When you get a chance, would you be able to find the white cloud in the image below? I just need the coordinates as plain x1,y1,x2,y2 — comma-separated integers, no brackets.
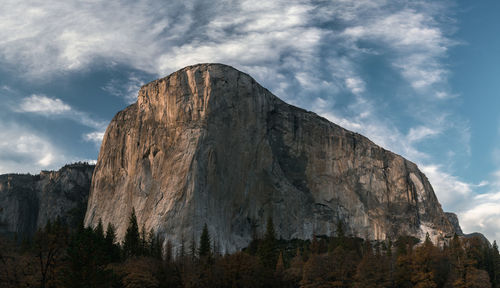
421,165,473,210
407,126,440,143
14,94,107,145
2,0,492,240
342,7,454,93
460,194,500,242
345,77,365,95
0,122,65,174
103,74,146,104
0,1,457,110
18,94,71,115
16,94,106,130
84,131,105,146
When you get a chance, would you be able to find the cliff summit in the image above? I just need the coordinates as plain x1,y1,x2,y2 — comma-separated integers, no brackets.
85,63,456,253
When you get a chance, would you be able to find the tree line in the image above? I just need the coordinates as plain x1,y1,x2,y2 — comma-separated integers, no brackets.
1,211,499,287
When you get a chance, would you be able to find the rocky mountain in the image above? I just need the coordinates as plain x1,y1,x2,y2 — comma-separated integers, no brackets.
446,212,490,246
85,63,457,253
445,212,464,236
0,163,94,237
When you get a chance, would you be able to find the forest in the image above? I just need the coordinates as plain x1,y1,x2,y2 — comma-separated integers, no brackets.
1,210,499,288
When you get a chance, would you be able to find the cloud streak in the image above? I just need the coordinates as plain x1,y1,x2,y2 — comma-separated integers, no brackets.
1,0,496,240
15,94,106,129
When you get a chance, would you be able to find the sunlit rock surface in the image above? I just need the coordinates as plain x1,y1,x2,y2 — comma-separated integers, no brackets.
85,63,456,252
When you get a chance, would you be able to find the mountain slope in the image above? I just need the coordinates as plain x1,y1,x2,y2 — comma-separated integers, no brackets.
0,163,94,237
85,63,455,252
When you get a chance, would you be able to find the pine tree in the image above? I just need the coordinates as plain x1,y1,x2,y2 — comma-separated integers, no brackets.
65,226,111,287
258,215,277,269
354,240,391,288
410,233,438,288
123,208,140,257
179,234,186,260
336,220,346,248
311,235,320,254
105,223,120,262
140,223,147,255
94,218,104,243
105,223,116,245
276,251,285,275
189,235,197,261
492,241,500,288
166,239,173,263
198,223,211,259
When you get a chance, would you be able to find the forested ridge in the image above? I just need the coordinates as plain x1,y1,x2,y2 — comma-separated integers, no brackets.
1,211,499,288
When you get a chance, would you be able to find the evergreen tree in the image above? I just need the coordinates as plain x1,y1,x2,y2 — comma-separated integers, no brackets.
354,240,391,288
104,223,120,262
147,228,155,256
276,251,285,275
410,233,438,288
492,241,500,288
336,220,346,248
190,235,197,261
105,223,116,245
65,226,111,287
179,234,186,260
94,218,104,242
198,223,211,258
258,215,277,269
123,208,140,257
310,235,320,254
140,223,147,255
166,239,173,263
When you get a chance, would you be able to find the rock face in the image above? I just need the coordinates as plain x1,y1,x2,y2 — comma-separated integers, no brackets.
445,212,464,236
85,63,456,252
0,163,94,237
446,212,490,246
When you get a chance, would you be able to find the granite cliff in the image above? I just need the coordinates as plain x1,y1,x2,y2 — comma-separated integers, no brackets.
0,163,94,237
85,63,456,253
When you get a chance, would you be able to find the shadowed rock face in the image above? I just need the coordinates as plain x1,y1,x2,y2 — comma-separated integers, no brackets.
445,212,464,236
0,163,94,237
445,212,490,246
85,63,456,253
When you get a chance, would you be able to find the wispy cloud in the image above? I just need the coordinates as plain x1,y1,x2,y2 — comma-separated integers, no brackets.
1,0,494,240
83,131,105,147
103,74,146,104
14,94,106,144
407,126,441,143
15,95,104,127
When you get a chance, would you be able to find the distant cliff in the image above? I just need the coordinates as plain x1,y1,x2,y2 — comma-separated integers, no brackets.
0,163,94,237
85,63,456,253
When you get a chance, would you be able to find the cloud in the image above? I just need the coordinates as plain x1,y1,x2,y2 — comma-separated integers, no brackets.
456,171,500,241
103,74,146,104
407,126,441,143
2,0,494,240
345,77,365,95
15,94,106,129
460,193,500,242
421,165,474,211
84,131,105,147
13,94,107,146
18,94,71,115
342,6,454,93
0,122,65,174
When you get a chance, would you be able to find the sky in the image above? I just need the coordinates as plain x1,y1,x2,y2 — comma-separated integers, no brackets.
0,0,499,241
